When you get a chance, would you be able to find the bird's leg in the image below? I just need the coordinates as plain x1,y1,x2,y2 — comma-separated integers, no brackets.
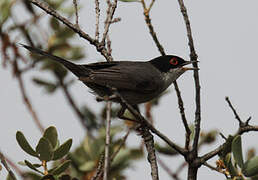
96,94,117,102
117,105,140,123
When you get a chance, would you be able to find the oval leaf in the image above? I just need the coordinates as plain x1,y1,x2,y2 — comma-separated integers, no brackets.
36,137,53,161
232,135,244,168
53,139,72,160
155,143,177,156
79,161,95,171
224,153,238,177
243,156,258,177
43,126,58,149
50,160,71,175
16,131,38,157
24,160,43,175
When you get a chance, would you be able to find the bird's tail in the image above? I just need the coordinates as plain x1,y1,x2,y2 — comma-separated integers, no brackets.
20,44,89,77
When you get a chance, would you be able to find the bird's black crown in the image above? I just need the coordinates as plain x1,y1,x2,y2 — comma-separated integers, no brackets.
150,55,187,73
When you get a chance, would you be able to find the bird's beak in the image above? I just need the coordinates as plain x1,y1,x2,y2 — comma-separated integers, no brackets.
182,67,199,71
182,60,199,71
182,60,198,66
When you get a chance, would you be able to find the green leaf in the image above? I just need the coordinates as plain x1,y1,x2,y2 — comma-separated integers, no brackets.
18,161,26,166
243,156,258,177
49,160,71,175
50,17,60,30
155,143,177,156
68,47,84,60
224,153,238,177
129,148,144,159
6,173,13,180
33,163,42,168
56,27,75,39
32,78,58,93
36,137,54,161
24,160,44,175
43,126,58,148
79,160,95,171
16,131,38,157
53,139,72,160
232,135,244,168
0,0,13,25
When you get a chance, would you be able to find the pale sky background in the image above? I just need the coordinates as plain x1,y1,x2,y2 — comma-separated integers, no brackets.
1,0,258,179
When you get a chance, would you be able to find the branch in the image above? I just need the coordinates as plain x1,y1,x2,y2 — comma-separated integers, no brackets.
140,0,191,152
140,0,165,56
110,129,131,161
58,78,93,137
137,126,159,180
91,154,105,180
28,0,113,62
0,151,18,180
158,158,181,180
174,82,191,150
113,90,187,156
103,101,112,180
203,162,228,178
14,59,44,133
101,0,118,45
73,0,79,27
176,0,200,156
200,124,258,164
94,0,100,41
225,97,243,126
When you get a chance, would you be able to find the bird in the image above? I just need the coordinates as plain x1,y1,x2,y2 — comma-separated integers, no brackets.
20,44,198,120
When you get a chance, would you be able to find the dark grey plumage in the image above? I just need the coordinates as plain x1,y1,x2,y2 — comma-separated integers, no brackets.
21,44,195,105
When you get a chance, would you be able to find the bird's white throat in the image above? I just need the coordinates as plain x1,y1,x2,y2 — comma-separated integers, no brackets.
162,68,186,89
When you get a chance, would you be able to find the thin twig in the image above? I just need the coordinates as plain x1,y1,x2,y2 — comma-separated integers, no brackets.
176,0,200,157
104,101,112,180
94,0,100,40
91,154,105,180
203,162,228,177
112,90,187,156
28,0,113,61
106,34,112,56
140,0,190,153
0,151,17,180
200,125,258,164
101,0,118,45
174,161,187,175
225,97,243,125
91,129,131,180
4,156,24,177
140,0,165,56
73,0,79,27
174,81,191,150
59,78,93,137
14,59,44,133
110,17,121,24
110,129,131,161
158,158,181,180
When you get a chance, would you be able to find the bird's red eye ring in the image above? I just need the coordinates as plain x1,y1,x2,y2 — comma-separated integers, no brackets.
169,58,178,65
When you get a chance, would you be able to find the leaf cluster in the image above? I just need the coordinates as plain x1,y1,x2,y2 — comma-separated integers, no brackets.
219,135,258,180
16,126,73,179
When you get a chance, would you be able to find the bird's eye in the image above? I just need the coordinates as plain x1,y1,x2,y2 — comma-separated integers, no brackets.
169,58,178,65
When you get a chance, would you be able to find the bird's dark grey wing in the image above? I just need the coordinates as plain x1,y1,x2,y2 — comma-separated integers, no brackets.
84,62,162,93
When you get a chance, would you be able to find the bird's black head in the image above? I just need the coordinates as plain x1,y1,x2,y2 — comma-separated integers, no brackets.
149,55,189,73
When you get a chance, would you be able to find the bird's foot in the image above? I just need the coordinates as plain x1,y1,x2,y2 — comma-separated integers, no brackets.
96,94,117,102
